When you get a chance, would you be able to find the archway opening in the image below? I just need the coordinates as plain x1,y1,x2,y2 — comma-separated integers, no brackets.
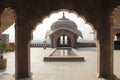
31,9,98,79
0,7,16,78
1,9,98,79
1,8,97,79
57,35,71,47
110,5,120,78
33,10,95,48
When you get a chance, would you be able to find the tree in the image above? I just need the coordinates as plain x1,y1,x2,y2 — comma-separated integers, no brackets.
0,40,6,59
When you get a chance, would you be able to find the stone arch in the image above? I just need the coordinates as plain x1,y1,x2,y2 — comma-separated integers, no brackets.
52,29,76,48
33,9,96,47
40,9,96,31
111,5,120,25
109,4,120,36
0,7,16,33
33,9,97,45
6,1,118,79
32,8,96,31
110,5,120,42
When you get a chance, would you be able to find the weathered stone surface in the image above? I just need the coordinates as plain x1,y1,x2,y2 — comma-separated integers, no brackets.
0,59,7,69
0,0,120,79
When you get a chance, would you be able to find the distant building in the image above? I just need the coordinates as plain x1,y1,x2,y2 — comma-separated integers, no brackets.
45,12,83,48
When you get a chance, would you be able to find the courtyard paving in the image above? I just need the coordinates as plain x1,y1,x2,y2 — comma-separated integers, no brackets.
0,47,120,80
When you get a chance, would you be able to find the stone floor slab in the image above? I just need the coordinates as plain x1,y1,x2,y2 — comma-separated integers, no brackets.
0,47,120,80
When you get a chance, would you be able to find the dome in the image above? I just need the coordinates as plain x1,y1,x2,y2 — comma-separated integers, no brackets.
45,12,83,39
51,14,77,31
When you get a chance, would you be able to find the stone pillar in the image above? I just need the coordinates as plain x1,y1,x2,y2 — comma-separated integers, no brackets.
58,37,60,46
67,36,71,46
0,14,1,26
63,35,65,45
15,22,32,78
71,35,74,48
50,36,54,48
57,37,60,47
96,20,115,79
67,37,69,44
74,35,77,48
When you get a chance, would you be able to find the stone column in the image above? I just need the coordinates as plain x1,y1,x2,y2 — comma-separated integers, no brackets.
63,35,65,45
74,35,77,48
96,20,115,79
50,36,53,48
15,22,32,78
71,35,74,48
58,37,60,46
67,36,71,47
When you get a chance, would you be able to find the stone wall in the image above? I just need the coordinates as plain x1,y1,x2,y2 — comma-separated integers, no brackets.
77,42,96,47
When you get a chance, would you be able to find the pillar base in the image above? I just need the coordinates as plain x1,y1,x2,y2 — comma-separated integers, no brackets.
98,74,116,79
15,73,31,79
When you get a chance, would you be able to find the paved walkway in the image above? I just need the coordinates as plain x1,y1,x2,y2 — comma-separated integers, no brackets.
0,47,120,80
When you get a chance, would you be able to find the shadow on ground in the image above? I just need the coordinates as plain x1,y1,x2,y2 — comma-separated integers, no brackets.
16,77,33,80
0,68,6,72
105,77,120,80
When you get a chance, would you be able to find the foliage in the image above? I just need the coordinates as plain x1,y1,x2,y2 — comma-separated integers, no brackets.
43,40,46,44
0,40,7,54
5,45,10,52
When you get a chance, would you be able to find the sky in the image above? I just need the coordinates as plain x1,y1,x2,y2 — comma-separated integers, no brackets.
2,11,94,42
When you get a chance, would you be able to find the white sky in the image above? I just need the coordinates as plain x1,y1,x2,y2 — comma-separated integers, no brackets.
2,11,94,42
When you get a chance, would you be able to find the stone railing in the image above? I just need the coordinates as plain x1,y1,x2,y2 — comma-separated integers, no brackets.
30,43,51,47
77,42,96,47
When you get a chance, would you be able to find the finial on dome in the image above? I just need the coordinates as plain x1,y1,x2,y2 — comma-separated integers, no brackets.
62,12,65,18
59,12,69,20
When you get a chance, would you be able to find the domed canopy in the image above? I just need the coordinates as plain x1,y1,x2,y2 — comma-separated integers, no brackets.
45,12,83,38
51,13,77,31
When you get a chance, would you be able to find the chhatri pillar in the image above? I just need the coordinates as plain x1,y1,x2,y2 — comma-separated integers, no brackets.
15,21,33,78
67,36,70,47
63,35,65,46
96,18,115,79
50,36,53,48
57,36,60,47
